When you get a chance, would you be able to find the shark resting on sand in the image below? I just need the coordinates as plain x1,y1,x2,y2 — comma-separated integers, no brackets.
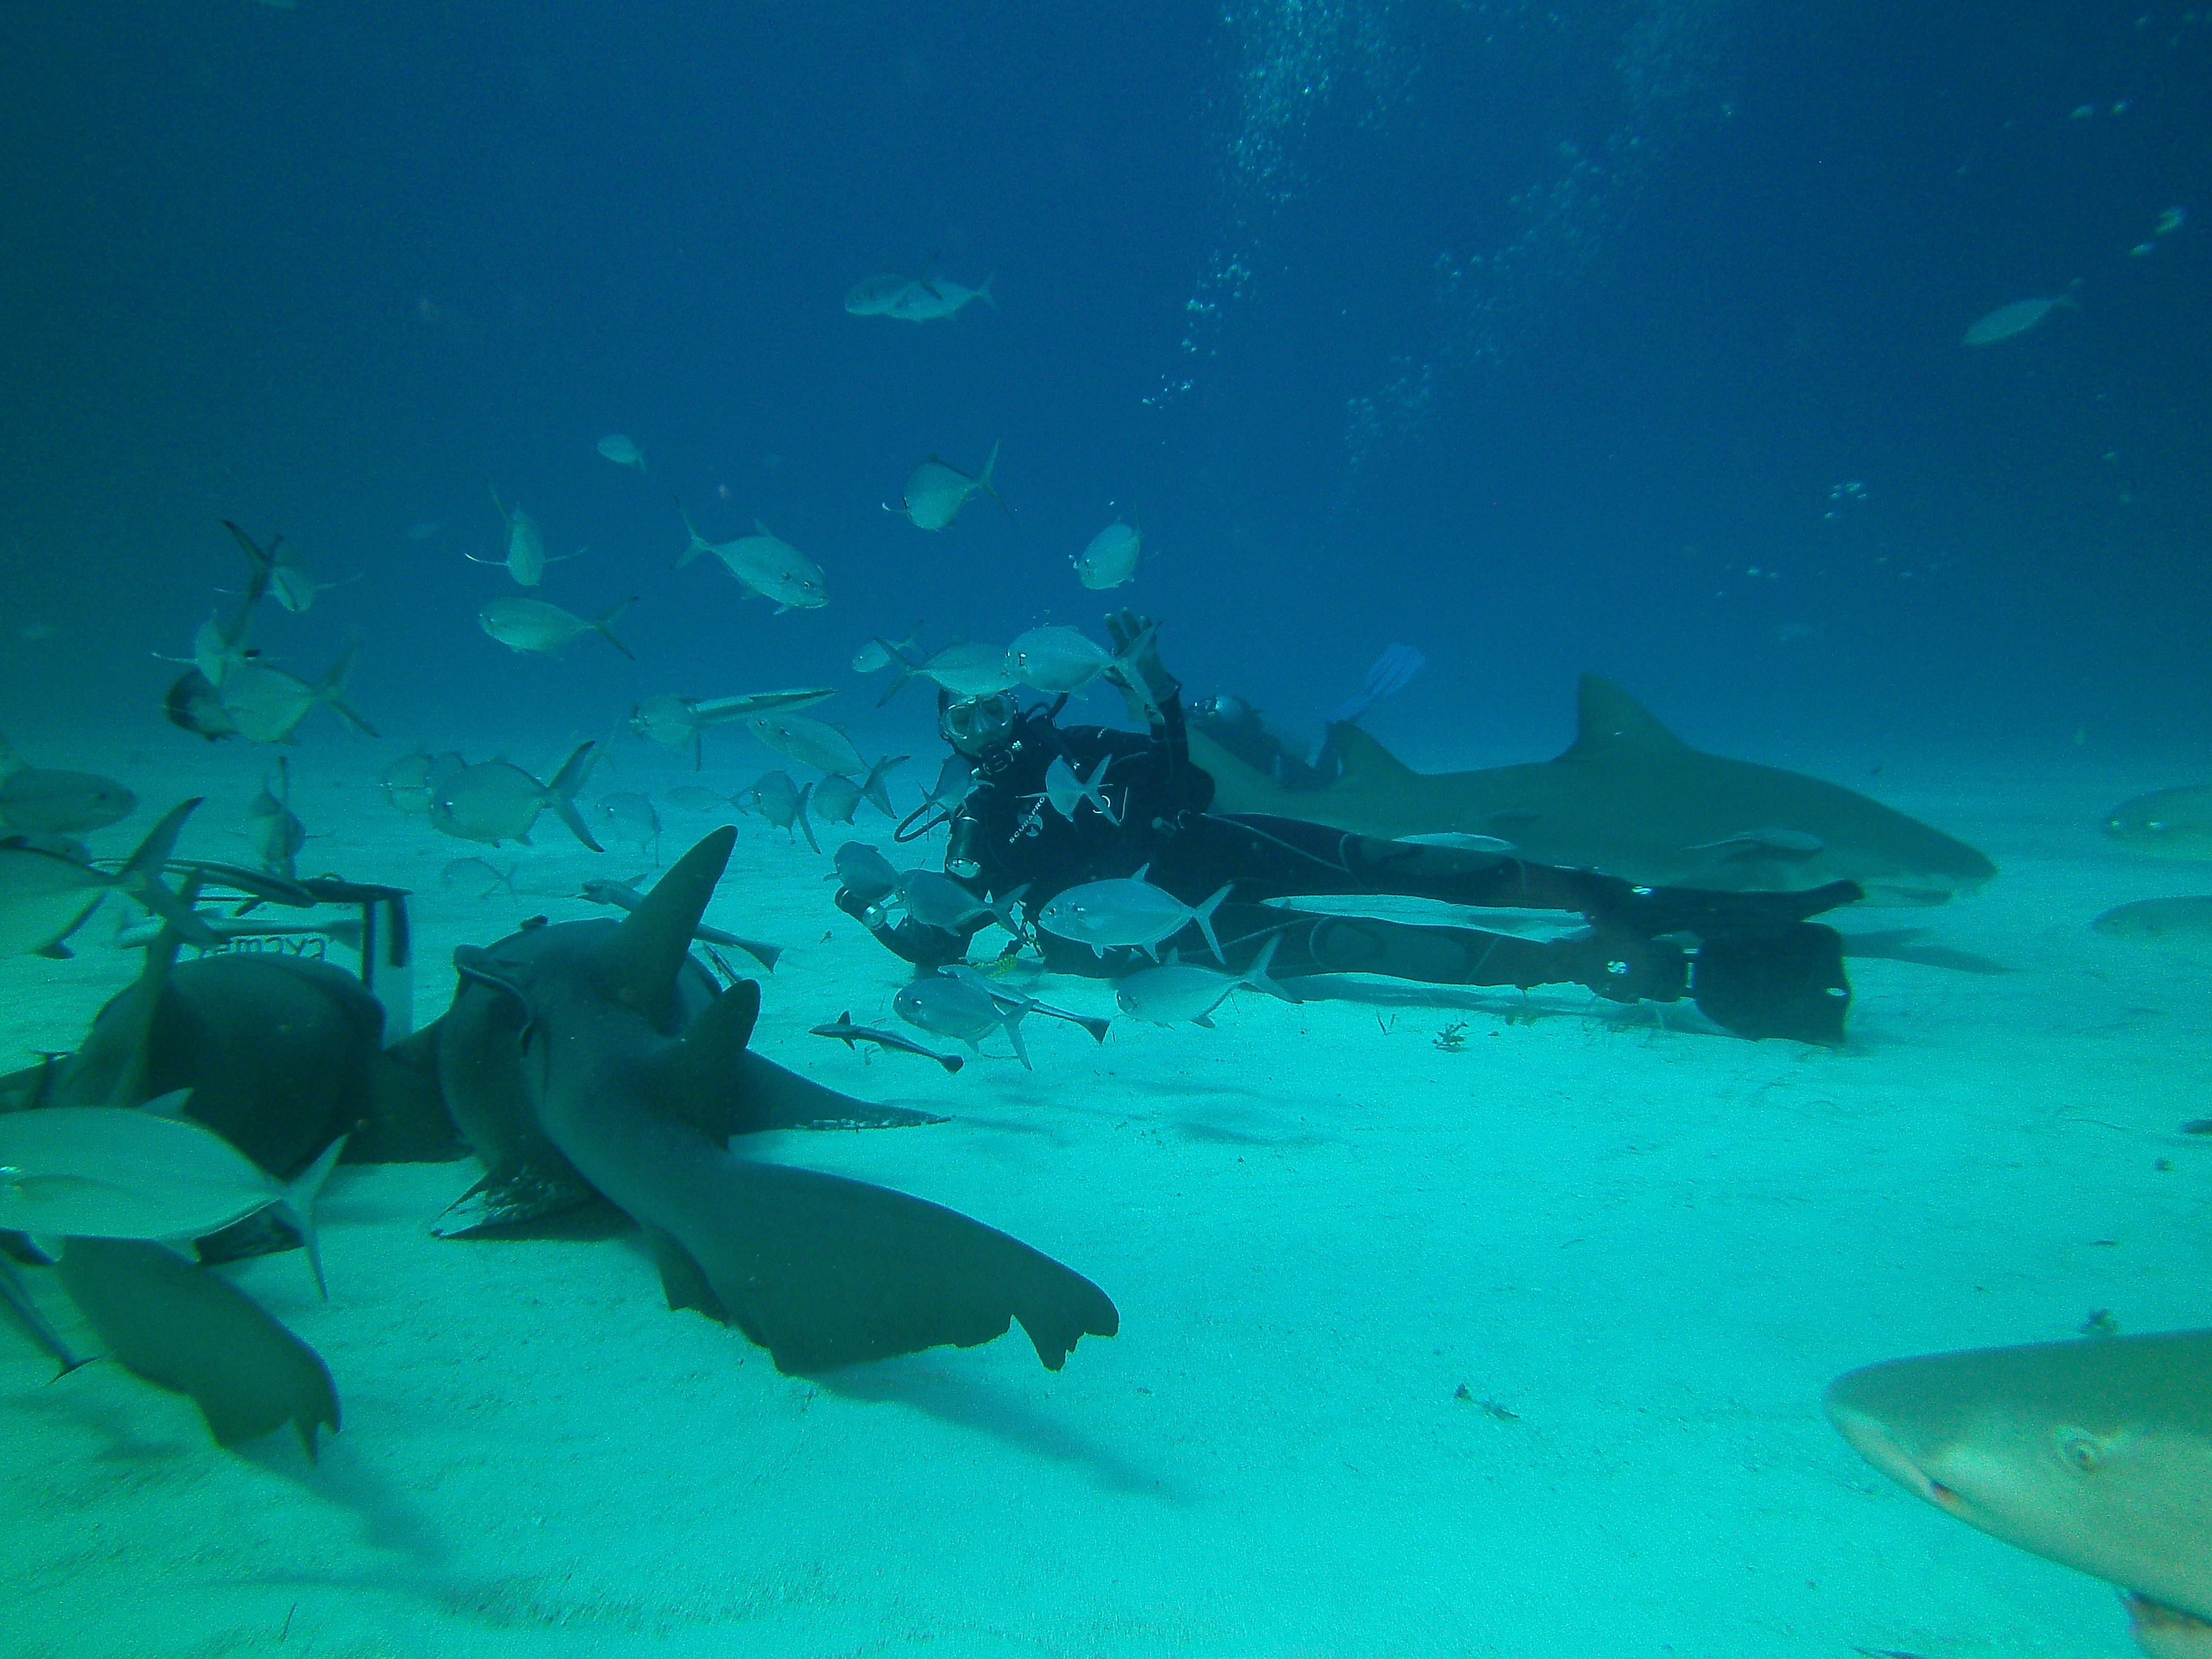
410,825,1119,1374
1828,1329,2212,1657
1189,675,1996,906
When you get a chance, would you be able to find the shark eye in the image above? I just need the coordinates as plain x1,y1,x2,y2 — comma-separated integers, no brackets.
2054,1428,2105,1471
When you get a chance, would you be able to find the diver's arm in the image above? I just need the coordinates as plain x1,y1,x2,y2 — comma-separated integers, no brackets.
832,886,978,970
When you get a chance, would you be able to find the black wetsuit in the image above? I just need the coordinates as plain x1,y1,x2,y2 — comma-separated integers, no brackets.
840,693,1860,1043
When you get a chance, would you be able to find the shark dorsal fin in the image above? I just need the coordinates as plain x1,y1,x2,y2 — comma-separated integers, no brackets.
661,978,762,1132
1329,724,1419,785
1562,675,1689,761
602,824,736,1028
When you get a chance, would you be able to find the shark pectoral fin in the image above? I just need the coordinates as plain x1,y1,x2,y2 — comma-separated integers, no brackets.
727,1050,947,1135
431,1160,603,1237
640,1224,725,1321
697,1160,1118,1374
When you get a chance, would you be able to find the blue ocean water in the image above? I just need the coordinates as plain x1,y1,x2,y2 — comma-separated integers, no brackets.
3,3,2210,1655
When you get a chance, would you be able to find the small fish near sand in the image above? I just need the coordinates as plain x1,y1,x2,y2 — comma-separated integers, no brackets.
740,770,819,853
480,595,637,660
1116,935,1298,1027
577,875,782,970
471,489,556,587
1827,1328,2212,1659
1037,871,1232,963
2102,786,2212,861
1074,518,1143,590
874,640,1017,705
940,965,1111,1045
441,857,519,900
596,432,646,470
0,1096,345,1297
0,735,135,835
1962,293,2078,347
591,792,662,864
219,648,379,744
427,743,602,851
1029,754,1117,824
0,799,214,959
888,441,1009,532
672,501,828,612
894,974,1035,1069
811,1013,964,1073
2093,896,2212,964
629,688,837,760
832,841,901,905
1007,624,1147,696
247,757,307,880
380,751,440,814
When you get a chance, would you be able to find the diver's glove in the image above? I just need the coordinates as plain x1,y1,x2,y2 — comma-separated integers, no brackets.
1567,932,1689,1005
833,886,969,971
1602,879,1863,939
1690,923,1851,1045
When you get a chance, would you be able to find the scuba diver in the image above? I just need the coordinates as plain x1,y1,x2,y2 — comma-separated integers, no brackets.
836,613,1860,1043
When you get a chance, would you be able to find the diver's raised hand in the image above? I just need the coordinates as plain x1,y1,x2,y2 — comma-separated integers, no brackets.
1104,610,1174,723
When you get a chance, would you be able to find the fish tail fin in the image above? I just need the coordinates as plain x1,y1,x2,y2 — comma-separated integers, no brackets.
1243,933,1301,1004
793,783,821,854
990,883,1030,939
594,597,638,660
1192,883,1233,965
315,645,380,737
975,270,998,310
874,641,919,707
547,742,606,852
671,497,706,567
1001,1004,1032,1070
979,437,1013,517
281,1132,349,1300
1075,1009,1111,1044
119,799,219,948
861,754,908,818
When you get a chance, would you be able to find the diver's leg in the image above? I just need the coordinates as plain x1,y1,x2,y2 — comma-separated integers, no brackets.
1211,904,1688,1002
1187,814,1861,932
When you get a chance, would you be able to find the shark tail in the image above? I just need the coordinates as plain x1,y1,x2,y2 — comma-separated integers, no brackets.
278,1133,349,1301
314,644,379,739
794,783,821,855
974,270,998,310
874,640,921,707
978,437,1012,517
861,754,908,818
593,597,638,661
546,741,605,852
1190,883,1232,965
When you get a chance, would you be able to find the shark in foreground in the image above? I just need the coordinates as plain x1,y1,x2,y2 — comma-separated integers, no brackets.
420,824,1119,1373
1190,676,1996,906
1826,1329,2212,1656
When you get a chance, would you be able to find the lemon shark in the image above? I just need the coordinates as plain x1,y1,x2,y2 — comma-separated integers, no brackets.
1827,1329,2212,1656
1190,676,1995,906
421,824,1119,1373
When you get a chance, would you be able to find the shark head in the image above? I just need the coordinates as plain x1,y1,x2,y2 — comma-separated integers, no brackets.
1827,1331,2212,1653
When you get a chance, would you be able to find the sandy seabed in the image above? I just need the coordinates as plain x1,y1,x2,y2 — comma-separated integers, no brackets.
2,730,2206,1659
